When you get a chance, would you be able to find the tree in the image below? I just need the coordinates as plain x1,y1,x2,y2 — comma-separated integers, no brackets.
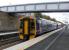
34,13,42,18
42,15,51,20
50,18,56,22
34,13,57,22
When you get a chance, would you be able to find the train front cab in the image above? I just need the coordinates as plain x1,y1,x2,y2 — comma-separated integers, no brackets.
19,17,36,40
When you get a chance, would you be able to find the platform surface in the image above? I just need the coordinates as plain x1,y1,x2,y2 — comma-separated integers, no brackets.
48,27,69,50
26,26,68,50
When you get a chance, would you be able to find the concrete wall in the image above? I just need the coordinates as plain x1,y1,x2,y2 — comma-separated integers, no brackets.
0,12,18,32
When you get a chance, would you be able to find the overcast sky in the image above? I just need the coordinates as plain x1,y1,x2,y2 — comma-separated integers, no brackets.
0,0,69,6
0,0,69,24
42,13,69,23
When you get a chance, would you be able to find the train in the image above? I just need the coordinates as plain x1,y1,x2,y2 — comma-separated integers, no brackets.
18,16,63,40
0,15,63,41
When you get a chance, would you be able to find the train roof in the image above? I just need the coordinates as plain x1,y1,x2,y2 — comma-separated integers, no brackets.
40,18,57,24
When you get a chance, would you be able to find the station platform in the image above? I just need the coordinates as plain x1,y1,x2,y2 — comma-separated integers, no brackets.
26,27,68,50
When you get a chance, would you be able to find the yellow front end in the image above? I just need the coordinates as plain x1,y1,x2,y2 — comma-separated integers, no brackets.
18,17,36,40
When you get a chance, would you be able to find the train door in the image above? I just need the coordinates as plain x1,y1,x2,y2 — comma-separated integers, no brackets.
23,18,29,40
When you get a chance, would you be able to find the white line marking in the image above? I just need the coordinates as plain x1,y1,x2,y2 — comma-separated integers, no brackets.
0,31,18,36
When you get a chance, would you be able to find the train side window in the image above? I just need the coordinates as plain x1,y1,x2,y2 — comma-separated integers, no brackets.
20,19,23,28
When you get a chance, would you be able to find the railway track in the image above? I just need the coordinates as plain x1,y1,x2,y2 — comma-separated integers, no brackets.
0,36,23,50
0,36,18,46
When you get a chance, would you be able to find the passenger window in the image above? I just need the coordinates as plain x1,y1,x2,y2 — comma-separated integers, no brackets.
20,19,23,28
